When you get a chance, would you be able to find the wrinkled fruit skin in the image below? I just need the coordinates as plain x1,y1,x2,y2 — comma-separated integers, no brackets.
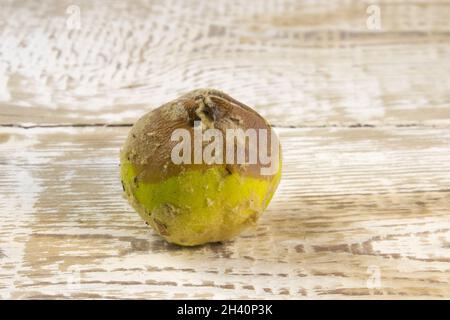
120,89,282,246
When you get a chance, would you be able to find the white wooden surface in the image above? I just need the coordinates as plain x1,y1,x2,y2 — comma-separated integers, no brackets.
0,0,450,299
1,0,449,126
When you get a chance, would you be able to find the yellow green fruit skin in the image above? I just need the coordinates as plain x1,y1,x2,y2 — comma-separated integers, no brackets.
120,155,282,246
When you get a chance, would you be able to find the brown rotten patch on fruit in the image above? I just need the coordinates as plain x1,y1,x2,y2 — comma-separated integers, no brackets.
121,88,279,184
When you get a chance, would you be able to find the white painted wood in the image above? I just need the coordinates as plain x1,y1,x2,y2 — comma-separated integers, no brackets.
1,0,449,300
0,126,449,299
0,0,449,126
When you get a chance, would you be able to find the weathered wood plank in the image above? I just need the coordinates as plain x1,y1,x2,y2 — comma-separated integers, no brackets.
0,0,449,126
0,126,449,299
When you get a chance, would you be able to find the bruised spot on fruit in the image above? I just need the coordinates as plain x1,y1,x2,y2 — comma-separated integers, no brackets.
156,203,179,219
246,211,259,224
153,218,169,236
225,165,233,175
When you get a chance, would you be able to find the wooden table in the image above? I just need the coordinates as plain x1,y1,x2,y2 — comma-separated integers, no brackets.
1,0,449,299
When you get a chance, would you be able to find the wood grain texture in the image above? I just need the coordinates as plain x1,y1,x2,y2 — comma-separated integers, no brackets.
1,0,450,300
1,126,449,299
0,0,449,126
